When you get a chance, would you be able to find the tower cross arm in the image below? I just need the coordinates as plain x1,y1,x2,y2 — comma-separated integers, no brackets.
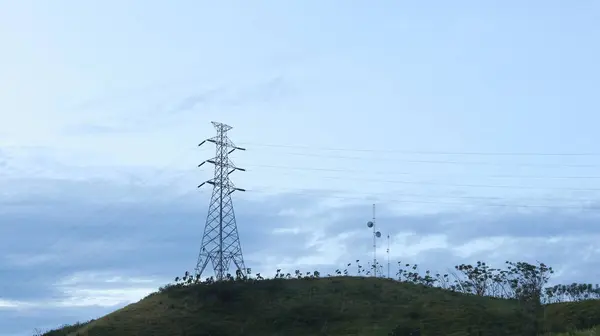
198,139,218,147
198,180,217,188
227,187,245,196
228,146,246,154
197,159,218,168
228,167,246,175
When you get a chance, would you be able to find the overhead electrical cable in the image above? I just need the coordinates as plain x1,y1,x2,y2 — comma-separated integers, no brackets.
237,142,600,157
245,163,600,180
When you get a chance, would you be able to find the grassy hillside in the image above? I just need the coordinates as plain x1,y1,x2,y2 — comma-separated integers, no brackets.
42,276,600,336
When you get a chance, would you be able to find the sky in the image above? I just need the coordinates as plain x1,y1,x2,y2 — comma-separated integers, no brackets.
1,0,600,334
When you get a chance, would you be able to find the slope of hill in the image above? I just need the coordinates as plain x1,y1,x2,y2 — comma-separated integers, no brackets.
43,276,600,336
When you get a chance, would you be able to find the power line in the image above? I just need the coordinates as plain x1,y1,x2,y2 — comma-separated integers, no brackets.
242,187,600,211
245,163,600,180
194,167,600,205
8,139,600,272
239,168,600,192
198,166,600,203
6,171,597,275
246,151,600,169
237,142,600,157
244,181,593,203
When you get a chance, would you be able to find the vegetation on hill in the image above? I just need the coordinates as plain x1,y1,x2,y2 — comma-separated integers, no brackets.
36,322,92,336
40,259,600,336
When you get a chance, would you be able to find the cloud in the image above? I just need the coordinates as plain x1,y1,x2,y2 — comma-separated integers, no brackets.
54,75,292,140
171,87,223,113
52,271,160,308
0,299,25,309
170,75,290,114
375,208,600,245
1,176,599,334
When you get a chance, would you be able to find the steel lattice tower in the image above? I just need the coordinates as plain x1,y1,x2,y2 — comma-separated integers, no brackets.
195,121,247,281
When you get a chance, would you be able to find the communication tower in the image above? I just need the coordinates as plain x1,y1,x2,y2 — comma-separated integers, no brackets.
366,204,381,277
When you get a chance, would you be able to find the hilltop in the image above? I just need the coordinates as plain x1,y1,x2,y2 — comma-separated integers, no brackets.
43,275,600,336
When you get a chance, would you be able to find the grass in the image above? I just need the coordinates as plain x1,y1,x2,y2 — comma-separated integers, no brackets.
40,322,92,336
551,329,600,336
41,276,600,336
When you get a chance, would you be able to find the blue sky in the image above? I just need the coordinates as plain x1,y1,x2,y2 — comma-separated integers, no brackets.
1,0,600,334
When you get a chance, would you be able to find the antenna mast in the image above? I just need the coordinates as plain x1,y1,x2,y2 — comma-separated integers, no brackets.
366,203,381,277
195,121,247,281
387,234,390,278
373,204,376,276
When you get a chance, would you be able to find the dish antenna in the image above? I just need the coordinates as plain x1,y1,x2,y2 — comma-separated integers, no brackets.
367,204,382,277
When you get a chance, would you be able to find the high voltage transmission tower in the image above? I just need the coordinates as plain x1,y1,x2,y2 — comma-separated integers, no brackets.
195,121,247,281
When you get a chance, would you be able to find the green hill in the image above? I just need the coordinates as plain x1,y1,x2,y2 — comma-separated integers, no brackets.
42,276,600,336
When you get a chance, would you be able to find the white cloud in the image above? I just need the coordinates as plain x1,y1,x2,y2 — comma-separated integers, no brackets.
0,299,28,309
272,227,302,235
54,271,159,287
453,236,507,259
386,232,450,258
294,230,360,266
0,272,164,311
55,288,155,308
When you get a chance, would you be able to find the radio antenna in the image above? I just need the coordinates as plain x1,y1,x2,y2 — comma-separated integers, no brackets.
387,234,390,278
366,204,381,277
